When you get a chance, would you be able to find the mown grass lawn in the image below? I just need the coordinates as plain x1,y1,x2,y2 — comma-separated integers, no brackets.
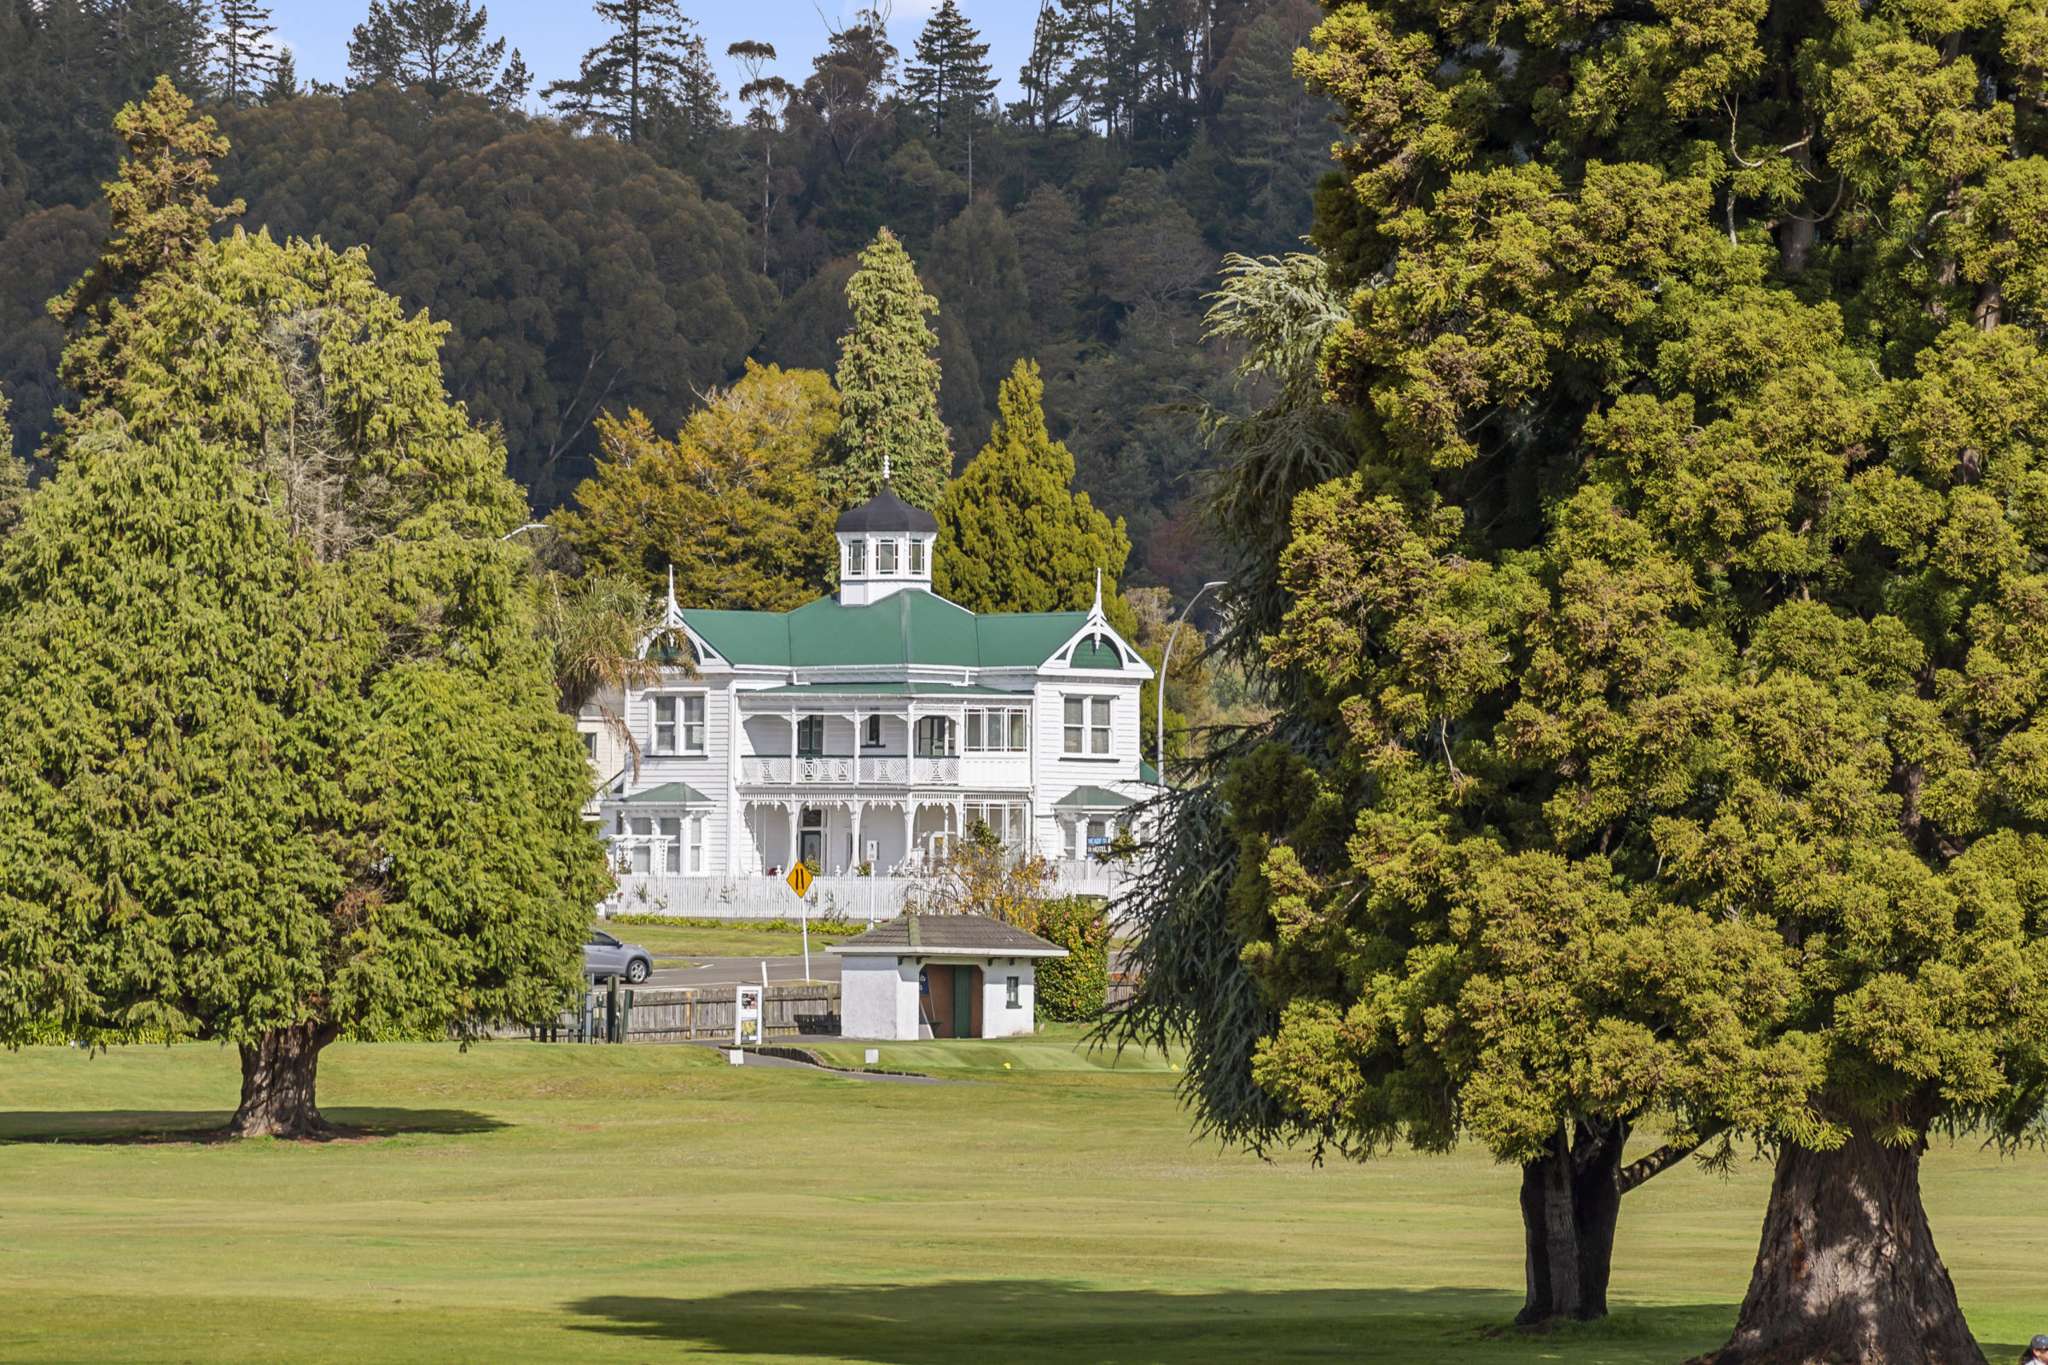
599,915,858,963
0,1029,2040,1362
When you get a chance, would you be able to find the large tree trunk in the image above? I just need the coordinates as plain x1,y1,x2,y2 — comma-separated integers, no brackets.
1517,1120,1627,1325
228,1022,340,1139
1705,1130,1985,1364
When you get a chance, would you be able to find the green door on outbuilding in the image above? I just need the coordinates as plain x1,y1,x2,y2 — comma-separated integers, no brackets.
953,967,974,1038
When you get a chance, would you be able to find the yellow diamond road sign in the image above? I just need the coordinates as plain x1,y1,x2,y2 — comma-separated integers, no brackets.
785,863,814,899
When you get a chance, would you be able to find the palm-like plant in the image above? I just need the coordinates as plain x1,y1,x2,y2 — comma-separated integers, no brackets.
529,566,679,782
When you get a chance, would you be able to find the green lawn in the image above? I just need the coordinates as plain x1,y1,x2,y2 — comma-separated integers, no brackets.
598,915,859,962
0,1031,2040,1362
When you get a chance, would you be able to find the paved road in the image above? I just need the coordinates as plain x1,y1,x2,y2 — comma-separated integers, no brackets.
640,947,1137,993
643,954,840,991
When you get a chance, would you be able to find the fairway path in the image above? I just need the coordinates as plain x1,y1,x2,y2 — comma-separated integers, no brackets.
681,1041,946,1084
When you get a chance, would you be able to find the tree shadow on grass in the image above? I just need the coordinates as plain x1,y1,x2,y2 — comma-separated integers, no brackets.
569,1281,1739,1363
0,1107,508,1145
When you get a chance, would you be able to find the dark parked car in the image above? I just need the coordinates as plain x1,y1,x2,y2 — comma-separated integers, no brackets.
584,929,652,983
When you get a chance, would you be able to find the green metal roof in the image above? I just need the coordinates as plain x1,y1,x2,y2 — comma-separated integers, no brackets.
1053,785,1136,811
682,591,1095,670
616,782,712,806
1139,760,1160,786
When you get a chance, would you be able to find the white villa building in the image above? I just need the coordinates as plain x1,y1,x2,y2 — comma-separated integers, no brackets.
582,478,1155,919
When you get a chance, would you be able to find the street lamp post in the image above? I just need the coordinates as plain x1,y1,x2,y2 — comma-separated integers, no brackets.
1155,579,1226,790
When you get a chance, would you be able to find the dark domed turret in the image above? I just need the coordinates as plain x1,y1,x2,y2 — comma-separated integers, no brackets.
835,469,939,605
835,482,938,535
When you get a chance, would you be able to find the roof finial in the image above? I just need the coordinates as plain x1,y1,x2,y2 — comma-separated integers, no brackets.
881,450,892,484
1091,567,1103,616
662,562,684,627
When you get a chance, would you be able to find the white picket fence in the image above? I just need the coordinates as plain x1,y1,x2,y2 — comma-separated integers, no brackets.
602,862,1134,921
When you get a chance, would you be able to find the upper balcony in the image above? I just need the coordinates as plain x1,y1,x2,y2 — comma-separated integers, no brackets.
739,754,961,787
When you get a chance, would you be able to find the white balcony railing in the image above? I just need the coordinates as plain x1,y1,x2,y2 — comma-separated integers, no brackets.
913,756,960,785
794,755,854,783
738,754,961,786
737,755,854,785
740,756,789,785
859,756,910,784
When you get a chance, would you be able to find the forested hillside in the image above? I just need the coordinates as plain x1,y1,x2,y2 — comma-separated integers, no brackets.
0,0,1333,595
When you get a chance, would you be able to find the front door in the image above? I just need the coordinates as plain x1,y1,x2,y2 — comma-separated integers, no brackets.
799,808,823,869
952,966,975,1039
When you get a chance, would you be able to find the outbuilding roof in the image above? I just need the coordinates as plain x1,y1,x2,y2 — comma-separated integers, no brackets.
683,591,1094,670
827,912,1069,958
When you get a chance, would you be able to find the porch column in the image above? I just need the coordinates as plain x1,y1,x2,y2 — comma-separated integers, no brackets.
851,801,864,873
786,800,799,871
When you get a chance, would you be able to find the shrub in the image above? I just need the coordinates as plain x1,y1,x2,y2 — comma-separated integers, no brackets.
1033,896,1111,1022
600,913,861,936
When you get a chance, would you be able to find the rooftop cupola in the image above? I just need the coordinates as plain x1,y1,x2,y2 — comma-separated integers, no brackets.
834,455,939,605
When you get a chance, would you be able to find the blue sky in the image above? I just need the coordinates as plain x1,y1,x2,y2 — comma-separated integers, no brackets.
272,1,1038,111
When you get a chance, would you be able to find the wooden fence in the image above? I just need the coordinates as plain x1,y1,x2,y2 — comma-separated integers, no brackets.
522,983,841,1044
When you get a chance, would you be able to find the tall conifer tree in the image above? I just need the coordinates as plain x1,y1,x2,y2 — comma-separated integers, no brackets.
827,227,950,510
1125,3,2048,1358
543,0,719,145
346,0,526,105
936,358,1132,632
0,92,606,1137
209,0,280,107
48,77,243,409
904,1,995,140
261,47,300,103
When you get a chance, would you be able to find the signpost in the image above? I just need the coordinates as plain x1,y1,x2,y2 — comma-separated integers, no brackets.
734,983,762,1047
785,862,814,983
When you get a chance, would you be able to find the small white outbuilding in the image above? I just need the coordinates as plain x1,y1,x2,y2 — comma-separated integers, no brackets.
829,912,1069,1041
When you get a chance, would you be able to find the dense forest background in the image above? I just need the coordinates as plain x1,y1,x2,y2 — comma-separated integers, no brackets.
0,0,1334,598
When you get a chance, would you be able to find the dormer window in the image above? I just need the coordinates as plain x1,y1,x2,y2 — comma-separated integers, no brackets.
877,539,899,574
848,539,866,575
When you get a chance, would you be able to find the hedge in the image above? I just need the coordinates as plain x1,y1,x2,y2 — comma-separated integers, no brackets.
1033,896,1111,1021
